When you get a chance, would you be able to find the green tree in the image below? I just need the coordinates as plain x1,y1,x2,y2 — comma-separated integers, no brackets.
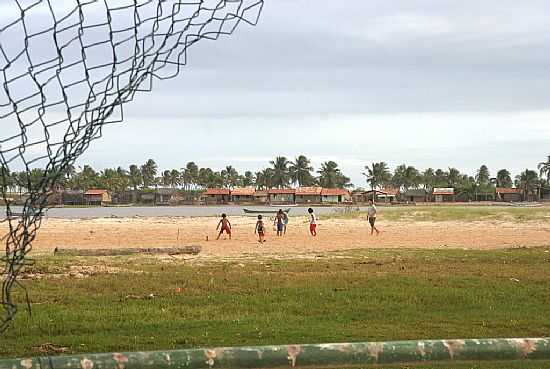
162,170,172,187
496,169,513,188
476,165,490,186
128,164,142,191
538,155,550,183
363,162,391,191
141,159,157,188
242,171,255,187
318,161,350,188
221,165,239,189
289,155,315,187
447,167,461,188
422,168,436,191
181,162,199,190
270,157,291,188
515,169,539,201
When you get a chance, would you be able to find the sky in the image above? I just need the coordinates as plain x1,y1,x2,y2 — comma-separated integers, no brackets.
2,0,550,186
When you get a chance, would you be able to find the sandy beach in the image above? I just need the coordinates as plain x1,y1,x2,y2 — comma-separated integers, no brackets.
19,215,550,258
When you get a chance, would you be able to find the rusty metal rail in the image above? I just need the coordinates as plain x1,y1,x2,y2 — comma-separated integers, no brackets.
1,338,549,369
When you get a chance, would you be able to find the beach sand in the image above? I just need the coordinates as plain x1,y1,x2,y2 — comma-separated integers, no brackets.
16,215,550,258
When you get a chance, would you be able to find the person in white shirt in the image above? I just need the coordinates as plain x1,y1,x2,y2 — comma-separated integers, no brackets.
367,199,380,235
307,208,317,236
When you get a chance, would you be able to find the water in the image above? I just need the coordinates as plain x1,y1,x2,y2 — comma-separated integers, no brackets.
3,205,366,219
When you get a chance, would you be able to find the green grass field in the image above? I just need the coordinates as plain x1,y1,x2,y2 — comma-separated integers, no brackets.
3,247,550,369
328,205,550,222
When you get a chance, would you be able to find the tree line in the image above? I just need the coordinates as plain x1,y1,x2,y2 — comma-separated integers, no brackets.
2,155,549,199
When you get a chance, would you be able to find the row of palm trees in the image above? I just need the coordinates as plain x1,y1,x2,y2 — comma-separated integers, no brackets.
3,155,549,198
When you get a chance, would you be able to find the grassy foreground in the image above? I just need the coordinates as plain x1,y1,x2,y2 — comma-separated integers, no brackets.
328,205,550,222
2,248,550,369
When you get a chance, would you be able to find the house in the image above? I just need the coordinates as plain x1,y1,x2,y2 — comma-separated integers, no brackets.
268,188,295,204
495,188,521,202
402,189,428,203
363,189,398,204
62,190,85,205
541,186,550,202
83,189,111,206
156,188,177,205
433,188,455,203
321,188,350,204
203,188,230,204
295,187,322,204
231,187,256,203
253,190,269,204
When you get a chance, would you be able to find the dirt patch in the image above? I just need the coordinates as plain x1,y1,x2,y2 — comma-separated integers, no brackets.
21,264,141,280
9,216,549,260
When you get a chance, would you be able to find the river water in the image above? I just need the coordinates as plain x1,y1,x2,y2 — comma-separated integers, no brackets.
3,205,366,219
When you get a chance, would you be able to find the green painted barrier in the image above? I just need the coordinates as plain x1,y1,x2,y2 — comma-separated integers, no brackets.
1,338,549,369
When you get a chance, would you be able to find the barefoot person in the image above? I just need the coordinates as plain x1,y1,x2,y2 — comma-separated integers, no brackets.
308,208,317,236
216,213,232,240
282,211,289,235
255,215,266,243
274,209,285,237
367,199,380,235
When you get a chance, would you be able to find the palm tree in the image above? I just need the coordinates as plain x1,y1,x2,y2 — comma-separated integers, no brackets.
422,168,436,191
270,156,291,188
289,155,315,187
496,169,513,188
169,169,180,188
318,161,349,188
242,171,255,187
447,167,461,188
162,170,172,187
362,162,391,192
221,165,239,189
515,169,539,201
476,165,490,186
128,164,142,191
141,159,157,188
538,155,550,183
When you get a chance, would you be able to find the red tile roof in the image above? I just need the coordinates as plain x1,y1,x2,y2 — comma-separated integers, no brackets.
321,188,349,196
231,187,255,196
268,188,296,195
295,187,322,195
496,188,521,194
380,187,400,196
204,188,230,195
84,189,108,196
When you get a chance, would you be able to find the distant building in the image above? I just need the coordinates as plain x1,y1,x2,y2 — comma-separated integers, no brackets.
156,188,177,205
321,188,350,204
83,189,111,206
203,188,230,204
402,189,428,203
495,188,522,202
295,187,322,204
363,189,398,203
62,190,85,206
268,188,295,204
253,190,269,204
231,187,256,203
433,188,455,203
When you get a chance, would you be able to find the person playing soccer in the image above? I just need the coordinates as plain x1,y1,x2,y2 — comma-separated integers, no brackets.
307,208,317,236
216,213,232,240
255,214,266,243
367,199,380,235
282,211,289,235
274,209,285,237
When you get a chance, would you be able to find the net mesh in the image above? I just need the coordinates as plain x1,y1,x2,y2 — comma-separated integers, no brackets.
0,0,263,333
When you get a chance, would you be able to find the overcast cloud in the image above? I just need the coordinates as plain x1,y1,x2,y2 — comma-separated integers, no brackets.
3,1,550,185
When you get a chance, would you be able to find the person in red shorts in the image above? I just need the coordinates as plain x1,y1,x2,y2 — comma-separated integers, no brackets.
308,208,317,236
216,213,232,240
